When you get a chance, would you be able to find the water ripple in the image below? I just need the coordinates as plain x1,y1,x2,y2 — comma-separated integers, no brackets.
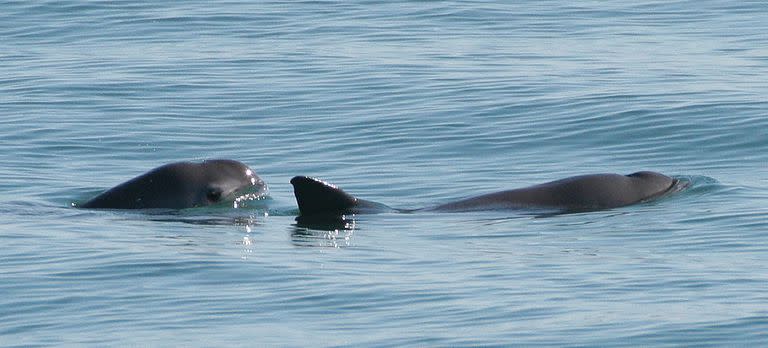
2,0,768,346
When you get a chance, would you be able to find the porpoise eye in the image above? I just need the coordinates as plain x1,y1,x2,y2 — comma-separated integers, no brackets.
206,188,223,203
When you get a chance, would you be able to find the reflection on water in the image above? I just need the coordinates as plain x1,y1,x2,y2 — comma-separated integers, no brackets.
291,215,357,248
147,212,265,227
240,223,256,260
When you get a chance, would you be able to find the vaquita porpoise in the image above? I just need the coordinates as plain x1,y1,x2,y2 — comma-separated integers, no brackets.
290,171,685,216
80,160,266,209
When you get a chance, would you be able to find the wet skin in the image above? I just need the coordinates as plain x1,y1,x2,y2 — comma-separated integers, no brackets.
81,159,266,210
290,171,681,217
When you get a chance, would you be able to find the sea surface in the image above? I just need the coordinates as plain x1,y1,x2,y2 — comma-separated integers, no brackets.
2,1,767,346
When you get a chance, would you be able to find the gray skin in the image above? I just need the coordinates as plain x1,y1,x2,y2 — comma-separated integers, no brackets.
80,160,266,209
290,171,681,217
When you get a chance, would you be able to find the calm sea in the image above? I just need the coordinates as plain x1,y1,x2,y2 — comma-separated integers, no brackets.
1,1,767,346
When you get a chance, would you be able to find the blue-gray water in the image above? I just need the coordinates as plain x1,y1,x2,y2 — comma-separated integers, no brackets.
2,1,767,346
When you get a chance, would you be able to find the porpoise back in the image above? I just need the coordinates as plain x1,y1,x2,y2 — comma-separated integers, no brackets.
290,176,392,216
290,171,680,216
431,171,677,212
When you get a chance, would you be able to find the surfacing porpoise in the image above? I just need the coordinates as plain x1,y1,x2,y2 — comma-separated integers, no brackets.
290,171,684,217
80,159,266,209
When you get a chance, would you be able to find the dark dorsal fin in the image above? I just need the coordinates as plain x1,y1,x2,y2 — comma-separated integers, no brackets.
290,176,360,216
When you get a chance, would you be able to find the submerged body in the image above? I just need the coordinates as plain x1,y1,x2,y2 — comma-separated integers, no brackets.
81,160,266,209
291,171,681,217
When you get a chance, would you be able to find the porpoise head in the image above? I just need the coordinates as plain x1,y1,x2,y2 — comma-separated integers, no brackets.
625,171,678,201
193,159,267,208
81,159,267,209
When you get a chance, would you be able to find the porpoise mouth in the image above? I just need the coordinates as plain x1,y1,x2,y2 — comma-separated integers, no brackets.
648,178,689,202
633,178,684,205
232,183,270,208
667,178,690,194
